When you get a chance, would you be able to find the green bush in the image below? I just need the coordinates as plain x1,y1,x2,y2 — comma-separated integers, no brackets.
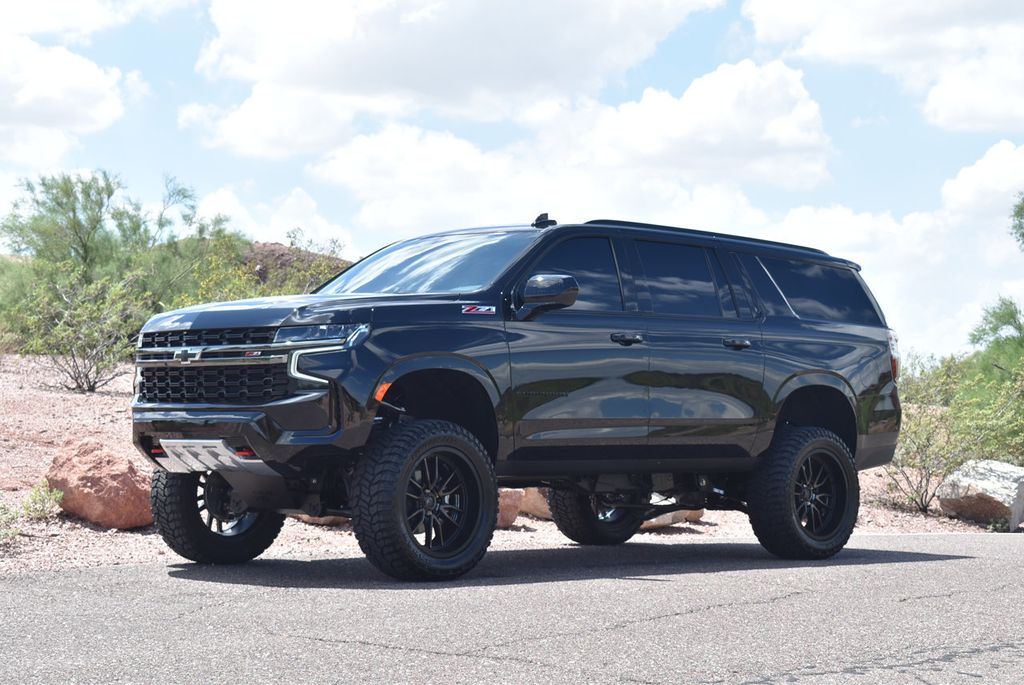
885,355,974,512
21,480,64,522
0,503,19,543
17,267,145,392
962,360,1024,466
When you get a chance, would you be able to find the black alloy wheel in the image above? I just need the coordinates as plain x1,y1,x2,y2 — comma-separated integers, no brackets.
351,419,498,581
548,489,647,545
197,472,260,537
793,451,847,539
404,449,482,557
150,470,285,564
747,426,859,560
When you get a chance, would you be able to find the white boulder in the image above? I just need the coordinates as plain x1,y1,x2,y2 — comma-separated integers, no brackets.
937,460,1024,529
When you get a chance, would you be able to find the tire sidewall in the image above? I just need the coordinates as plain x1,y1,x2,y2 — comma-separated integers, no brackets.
388,428,497,575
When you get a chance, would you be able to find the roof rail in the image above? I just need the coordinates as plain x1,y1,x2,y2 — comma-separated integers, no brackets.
584,219,829,256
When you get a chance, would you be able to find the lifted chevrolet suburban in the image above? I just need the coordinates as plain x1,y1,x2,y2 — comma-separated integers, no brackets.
133,216,901,581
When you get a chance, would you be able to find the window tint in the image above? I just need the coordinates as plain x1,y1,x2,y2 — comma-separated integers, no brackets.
320,231,537,295
707,251,737,318
636,241,720,317
760,257,882,325
736,253,791,317
531,237,623,311
721,252,754,318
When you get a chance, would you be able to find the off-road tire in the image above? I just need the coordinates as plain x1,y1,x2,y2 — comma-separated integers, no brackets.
747,426,859,560
151,470,285,564
351,419,498,581
547,489,646,545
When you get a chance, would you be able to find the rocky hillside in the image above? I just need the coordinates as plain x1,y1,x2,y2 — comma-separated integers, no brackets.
243,241,351,290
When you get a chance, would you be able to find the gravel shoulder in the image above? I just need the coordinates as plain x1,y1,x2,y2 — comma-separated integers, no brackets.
0,353,993,576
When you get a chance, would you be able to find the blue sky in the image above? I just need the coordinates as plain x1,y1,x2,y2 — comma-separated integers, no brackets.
2,1,1024,356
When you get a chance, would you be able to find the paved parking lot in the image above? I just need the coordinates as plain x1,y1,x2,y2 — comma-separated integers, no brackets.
2,533,1022,684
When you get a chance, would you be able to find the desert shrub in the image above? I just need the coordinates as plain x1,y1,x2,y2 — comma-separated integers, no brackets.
885,355,975,512
275,228,349,293
17,267,145,391
169,229,350,309
21,480,64,521
168,234,265,309
0,503,19,543
961,354,1024,467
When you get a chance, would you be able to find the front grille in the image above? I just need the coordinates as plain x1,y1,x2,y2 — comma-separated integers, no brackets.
137,364,291,404
141,328,276,348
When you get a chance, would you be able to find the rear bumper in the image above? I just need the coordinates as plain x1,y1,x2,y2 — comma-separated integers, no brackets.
856,380,901,470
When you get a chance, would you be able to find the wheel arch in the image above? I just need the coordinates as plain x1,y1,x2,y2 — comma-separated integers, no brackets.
372,356,504,460
771,373,859,457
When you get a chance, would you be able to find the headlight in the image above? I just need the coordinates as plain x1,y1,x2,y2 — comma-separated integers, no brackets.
274,324,369,345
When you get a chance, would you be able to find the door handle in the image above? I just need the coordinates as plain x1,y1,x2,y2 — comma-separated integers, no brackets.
722,338,752,350
611,332,645,346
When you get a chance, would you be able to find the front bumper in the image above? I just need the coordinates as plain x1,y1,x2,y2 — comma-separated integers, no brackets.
132,344,374,470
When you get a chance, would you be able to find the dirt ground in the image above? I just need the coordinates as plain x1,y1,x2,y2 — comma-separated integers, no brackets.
0,354,991,574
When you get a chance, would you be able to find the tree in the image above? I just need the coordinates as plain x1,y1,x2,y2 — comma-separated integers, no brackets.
970,296,1024,347
1,172,120,282
1013,191,1024,251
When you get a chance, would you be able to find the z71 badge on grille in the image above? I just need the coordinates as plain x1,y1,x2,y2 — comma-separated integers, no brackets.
461,305,496,315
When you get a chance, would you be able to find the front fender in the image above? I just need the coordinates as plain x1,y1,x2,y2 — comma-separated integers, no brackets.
372,354,503,410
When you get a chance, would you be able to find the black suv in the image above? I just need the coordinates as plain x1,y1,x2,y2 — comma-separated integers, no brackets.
133,217,901,581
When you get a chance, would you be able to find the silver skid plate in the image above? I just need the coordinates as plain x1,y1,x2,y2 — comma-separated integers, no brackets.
156,439,277,476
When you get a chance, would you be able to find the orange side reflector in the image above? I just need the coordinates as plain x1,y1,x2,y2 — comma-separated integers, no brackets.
374,382,392,403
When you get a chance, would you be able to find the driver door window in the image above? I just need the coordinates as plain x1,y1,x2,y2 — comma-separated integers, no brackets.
528,237,623,312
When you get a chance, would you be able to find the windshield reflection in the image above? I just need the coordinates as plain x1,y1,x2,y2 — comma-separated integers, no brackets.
320,231,538,295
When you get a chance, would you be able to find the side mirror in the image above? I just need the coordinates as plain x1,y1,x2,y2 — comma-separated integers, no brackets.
517,273,579,320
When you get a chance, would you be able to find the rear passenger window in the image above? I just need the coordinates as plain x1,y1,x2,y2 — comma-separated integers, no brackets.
636,241,720,317
531,237,623,311
760,257,882,325
737,253,791,317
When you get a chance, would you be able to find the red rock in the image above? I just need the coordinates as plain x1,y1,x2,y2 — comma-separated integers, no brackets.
46,439,153,529
290,514,350,526
498,488,525,529
520,487,551,520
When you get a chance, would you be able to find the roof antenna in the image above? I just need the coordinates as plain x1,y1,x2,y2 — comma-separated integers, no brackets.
532,213,557,228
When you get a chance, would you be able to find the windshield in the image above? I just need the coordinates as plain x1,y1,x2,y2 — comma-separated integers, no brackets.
318,231,539,295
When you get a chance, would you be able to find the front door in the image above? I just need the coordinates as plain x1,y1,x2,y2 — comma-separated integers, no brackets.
505,235,649,467
631,238,766,462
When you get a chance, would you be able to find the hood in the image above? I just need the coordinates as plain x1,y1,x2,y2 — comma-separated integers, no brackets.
141,292,464,332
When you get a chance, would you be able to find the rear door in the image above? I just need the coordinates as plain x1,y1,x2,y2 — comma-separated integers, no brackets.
505,235,649,464
632,238,766,462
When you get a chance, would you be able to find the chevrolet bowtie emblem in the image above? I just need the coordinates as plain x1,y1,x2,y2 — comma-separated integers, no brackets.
174,349,198,364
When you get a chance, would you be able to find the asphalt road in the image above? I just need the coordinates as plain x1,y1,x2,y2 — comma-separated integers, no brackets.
2,534,1022,684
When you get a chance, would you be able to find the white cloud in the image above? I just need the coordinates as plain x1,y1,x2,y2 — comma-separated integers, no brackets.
0,0,196,43
0,2,192,169
741,0,1024,131
185,0,724,155
179,84,408,159
0,35,126,166
312,120,774,252
310,59,827,254
547,60,829,189
197,186,356,258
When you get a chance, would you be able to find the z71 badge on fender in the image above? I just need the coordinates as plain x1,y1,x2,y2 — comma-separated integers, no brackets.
461,305,496,315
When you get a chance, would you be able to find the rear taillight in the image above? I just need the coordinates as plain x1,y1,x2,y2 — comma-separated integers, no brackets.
887,330,900,381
